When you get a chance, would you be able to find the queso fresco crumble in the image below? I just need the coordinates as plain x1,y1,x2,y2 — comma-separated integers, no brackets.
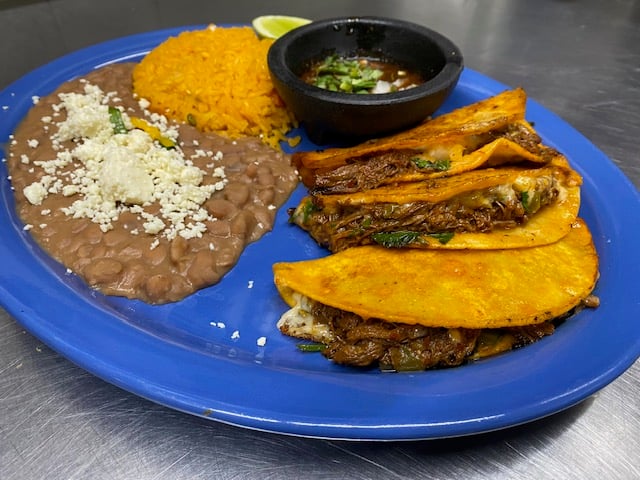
22,80,228,241
6,63,299,304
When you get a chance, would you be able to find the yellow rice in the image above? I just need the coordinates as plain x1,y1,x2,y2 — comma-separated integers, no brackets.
132,25,297,150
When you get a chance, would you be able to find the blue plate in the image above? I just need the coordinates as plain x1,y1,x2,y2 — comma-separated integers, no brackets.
1,27,639,440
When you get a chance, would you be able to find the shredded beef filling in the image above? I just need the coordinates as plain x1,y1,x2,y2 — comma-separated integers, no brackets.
310,301,555,371
312,149,427,194
297,175,559,252
312,123,558,194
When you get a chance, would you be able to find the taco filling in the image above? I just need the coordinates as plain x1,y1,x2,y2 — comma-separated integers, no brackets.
278,292,559,371
289,89,583,253
308,121,557,194
290,160,580,252
292,88,555,193
273,220,599,371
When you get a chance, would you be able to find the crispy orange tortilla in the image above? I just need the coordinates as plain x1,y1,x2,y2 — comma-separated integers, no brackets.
294,185,580,251
294,88,529,171
273,219,598,329
416,184,581,250
302,133,551,190
292,88,528,188
315,159,579,207
295,154,582,250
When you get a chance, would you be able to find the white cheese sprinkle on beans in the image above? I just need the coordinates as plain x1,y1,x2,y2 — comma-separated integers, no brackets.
22,82,228,241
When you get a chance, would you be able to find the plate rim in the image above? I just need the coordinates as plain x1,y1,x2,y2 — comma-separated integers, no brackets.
1,26,639,441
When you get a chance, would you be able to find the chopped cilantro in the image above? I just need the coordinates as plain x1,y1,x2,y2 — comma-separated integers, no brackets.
371,230,423,248
297,343,326,352
426,231,454,244
521,190,541,214
372,230,454,247
108,106,128,134
290,199,318,224
311,55,384,94
411,157,451,171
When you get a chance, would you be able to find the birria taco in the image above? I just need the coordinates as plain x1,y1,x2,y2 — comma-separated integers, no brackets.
290,154,581,252
274,220,599,371
293,88,557,193
288,89,583,252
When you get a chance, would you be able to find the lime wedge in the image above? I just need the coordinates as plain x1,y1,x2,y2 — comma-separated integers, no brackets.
252,15,312,39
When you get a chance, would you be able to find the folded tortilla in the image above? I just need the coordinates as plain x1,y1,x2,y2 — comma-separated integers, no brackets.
276,217,597,328
274,219,598,370
277,88,597,371
290,154,582,252
293,88,558,193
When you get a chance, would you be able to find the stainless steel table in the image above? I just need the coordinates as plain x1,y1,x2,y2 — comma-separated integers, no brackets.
1,1,639,478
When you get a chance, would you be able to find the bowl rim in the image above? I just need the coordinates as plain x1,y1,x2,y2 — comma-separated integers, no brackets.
267,15,464,107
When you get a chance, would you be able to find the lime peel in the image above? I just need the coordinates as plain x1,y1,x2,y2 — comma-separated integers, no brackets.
252,15,312,39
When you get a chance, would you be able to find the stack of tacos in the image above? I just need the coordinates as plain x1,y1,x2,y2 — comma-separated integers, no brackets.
274,88,600,371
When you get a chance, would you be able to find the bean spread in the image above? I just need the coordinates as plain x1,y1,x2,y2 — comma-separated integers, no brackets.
7,63,298,304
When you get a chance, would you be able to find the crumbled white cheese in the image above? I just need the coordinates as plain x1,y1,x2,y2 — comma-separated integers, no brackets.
54,85,113,142
98,143,155,204
62,185,80,197
26,81,226,240
138,97,150,110
231,330,240,340
23,182,47,205
142,216,166,235
256,336,267,347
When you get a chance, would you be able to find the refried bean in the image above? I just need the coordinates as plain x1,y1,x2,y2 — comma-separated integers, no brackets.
7,63,299,304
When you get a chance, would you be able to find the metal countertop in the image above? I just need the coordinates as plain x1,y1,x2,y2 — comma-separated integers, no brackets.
1,1,639,478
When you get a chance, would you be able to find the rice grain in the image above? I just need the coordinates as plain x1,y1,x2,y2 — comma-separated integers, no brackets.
132,25,297,149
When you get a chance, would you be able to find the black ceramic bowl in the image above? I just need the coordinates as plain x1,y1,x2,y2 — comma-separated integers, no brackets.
267,16,463,145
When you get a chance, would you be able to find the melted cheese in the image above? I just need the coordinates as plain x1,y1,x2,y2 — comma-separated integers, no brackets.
276,293,334,343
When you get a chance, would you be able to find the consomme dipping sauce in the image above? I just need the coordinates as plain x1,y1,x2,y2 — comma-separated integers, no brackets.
7,63,298,304
301,54,425,94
